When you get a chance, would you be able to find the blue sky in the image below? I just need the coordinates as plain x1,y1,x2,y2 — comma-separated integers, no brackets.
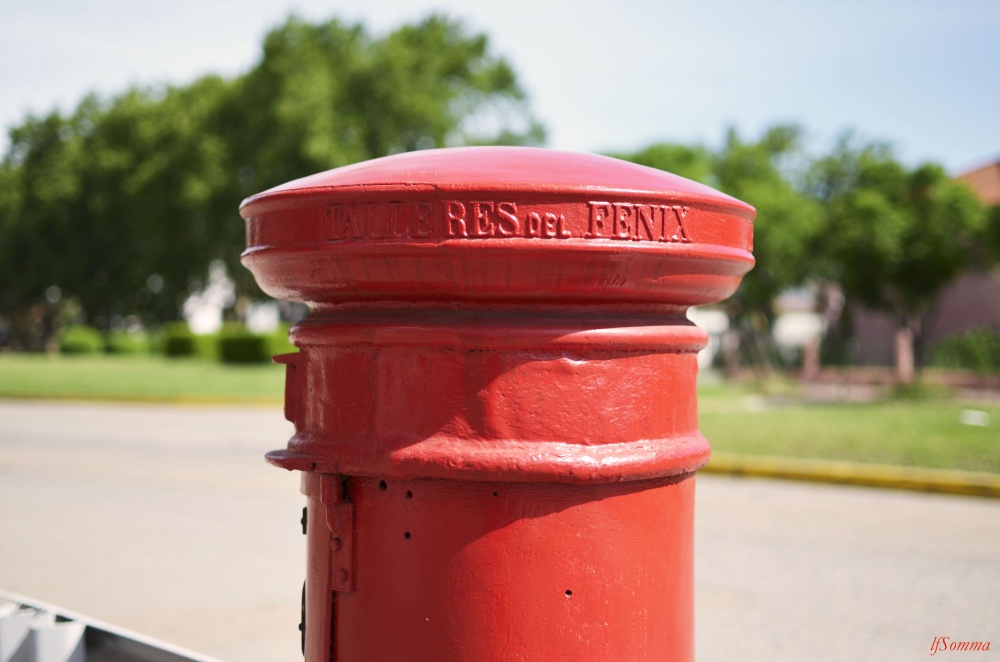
1,0,997,173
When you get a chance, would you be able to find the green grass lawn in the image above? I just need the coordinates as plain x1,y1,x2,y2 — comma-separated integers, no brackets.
700,391,1000,474
0,353,285,404
1,353,997,473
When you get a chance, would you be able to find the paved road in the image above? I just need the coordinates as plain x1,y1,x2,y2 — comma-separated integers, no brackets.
1,401,997,661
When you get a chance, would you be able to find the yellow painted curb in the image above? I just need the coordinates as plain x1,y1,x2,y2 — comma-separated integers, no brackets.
704,452,1000,498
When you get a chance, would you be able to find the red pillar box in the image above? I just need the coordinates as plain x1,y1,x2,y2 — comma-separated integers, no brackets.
240,147,754,662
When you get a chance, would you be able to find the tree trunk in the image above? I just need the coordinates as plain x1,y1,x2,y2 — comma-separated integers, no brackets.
722,329,741,379
894,326,915,384
801,336,821,382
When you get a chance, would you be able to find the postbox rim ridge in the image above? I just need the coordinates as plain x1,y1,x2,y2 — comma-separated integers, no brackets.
240,239,753,308
238,146,756,219
284,316,709,352
265,431,711,484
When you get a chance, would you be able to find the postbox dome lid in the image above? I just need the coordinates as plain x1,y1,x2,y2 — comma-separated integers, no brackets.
240,147,753,215
241,146,755,307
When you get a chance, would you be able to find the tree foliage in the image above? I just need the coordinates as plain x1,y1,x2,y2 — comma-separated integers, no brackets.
808,138,987,321
1,10,992,375
808,138,988,376
606,143,713,185
711,126,823,321
615,127,992,378
613,125,823,323
0,14,543,347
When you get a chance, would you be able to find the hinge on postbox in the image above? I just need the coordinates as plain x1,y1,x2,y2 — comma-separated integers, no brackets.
319,474,355,593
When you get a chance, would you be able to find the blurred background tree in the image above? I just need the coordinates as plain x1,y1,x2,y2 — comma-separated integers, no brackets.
607,143,714,184
616,127,992,379
0,14,543,349
0,12,993,382
614,125,823,375
614,126,823,325
807,137,988,382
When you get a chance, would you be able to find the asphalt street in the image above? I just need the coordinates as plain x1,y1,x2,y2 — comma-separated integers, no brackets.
1,400,997,661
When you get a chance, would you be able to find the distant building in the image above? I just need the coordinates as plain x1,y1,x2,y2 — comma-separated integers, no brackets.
959,160,1000,206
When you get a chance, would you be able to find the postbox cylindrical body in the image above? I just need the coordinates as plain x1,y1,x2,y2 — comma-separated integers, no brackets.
240,147,755,662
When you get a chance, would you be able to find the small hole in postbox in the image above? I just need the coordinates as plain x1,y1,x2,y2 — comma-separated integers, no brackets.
404,531,412,539
492,490,499,497
378,480,387,491
565,590,573,598
406,490,413,499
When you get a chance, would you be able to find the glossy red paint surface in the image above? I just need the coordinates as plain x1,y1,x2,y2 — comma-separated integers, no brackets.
240,147,754,661
241,147,754,307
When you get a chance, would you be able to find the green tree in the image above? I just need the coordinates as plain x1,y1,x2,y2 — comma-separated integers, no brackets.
74,79,235,324
614,127,822,324
213,14,544,292
0,79,237,347
613,127,823,373
606,143,714,184
984,204,1000,264
217,14,542,192
809,137,988,381
711,126,823,324
0,110,89,348
0,13,544,347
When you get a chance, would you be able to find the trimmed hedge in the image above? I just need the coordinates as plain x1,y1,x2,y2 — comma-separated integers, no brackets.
56,322,294,362
105,331,149,355
156,322,296,363
219,324,296,364
219,330,269,364
161,322,217,360
932,326,1000,373
58,325,104,355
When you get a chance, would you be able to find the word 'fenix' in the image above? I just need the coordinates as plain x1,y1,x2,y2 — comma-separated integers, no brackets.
322,201,693,242
587,202,691,242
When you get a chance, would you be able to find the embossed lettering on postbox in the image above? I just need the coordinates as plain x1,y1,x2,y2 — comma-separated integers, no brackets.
326,202,435,240
318,200,699,243
585,202,691,243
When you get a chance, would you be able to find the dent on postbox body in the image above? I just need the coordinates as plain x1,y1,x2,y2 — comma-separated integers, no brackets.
240,147,754,662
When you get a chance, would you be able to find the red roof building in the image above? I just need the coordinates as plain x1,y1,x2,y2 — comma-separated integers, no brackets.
958,160,1000,206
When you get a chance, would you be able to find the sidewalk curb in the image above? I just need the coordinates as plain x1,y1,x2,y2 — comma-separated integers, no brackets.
704,452,1000,498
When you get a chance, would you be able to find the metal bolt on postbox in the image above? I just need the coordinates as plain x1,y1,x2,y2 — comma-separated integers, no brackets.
240,147,755,662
